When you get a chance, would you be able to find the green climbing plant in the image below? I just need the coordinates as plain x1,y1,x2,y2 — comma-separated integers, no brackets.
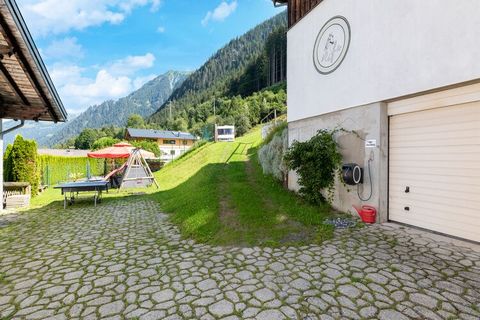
284,129,342,205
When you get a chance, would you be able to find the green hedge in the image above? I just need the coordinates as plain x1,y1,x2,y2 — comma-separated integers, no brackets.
130,140,161,157
4,136,40,196
38,155,105,186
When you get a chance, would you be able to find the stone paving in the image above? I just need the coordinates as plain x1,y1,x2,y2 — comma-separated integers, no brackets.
0,200,479,320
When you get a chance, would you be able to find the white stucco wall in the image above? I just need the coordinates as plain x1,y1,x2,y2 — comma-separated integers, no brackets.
288,103,389,221
288,0,480,122
159,145,191,162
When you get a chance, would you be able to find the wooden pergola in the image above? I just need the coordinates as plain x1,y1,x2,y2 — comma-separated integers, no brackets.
0,0,67,208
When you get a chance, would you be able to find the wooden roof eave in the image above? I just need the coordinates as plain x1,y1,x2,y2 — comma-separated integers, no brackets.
276,0,324,29
273,0,288,7
0,0,67,122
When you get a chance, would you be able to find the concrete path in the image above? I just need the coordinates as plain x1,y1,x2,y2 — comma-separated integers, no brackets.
0,200,479,319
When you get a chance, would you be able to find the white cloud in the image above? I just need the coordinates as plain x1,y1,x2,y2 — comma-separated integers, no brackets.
117,0,162,12
201,1,238,26
157,26,166,33
50,63,85,86
61,70,132,111
17,0,163,36
107,53,156,76
49,53,156,113
150,0,162,12
43,37,84,60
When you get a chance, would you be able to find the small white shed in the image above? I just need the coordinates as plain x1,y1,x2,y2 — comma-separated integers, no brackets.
214,125,235,142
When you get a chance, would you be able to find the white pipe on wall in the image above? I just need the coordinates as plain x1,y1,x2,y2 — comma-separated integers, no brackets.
0,119,25,210
0,119,3,211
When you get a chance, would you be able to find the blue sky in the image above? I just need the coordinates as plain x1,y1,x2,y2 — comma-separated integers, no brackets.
16,0,283,114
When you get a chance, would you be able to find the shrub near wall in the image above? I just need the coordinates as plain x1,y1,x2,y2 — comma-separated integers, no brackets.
3,144,13,182
5,136,40,196
284,129,343,205
258,126,288,183
38,155,104,186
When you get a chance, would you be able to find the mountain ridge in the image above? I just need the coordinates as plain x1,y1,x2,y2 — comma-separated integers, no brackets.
16,11,287,148
149,11,288,126
41,70,189,147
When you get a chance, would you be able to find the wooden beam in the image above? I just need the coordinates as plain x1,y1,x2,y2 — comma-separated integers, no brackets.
0,14,59,122
0,103,48,120
0,60,29,105
286,0,324,28
0,44,14,56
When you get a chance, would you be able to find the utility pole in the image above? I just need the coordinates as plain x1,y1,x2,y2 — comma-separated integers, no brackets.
169,102,172,120
263,98,267,117
213,97,216,117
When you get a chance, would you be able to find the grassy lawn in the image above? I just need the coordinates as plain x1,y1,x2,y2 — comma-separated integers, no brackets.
30,127,340,247
150,127,338,246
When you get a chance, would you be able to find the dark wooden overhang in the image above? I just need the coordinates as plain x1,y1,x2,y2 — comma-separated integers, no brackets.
273,0,323,28
0,0,66,122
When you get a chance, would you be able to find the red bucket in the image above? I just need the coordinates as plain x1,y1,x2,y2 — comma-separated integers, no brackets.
353,205,377,224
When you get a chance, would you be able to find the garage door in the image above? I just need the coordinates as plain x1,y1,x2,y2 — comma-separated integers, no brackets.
389,101,480,242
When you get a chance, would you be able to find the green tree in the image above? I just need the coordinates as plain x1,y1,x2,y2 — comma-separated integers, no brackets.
53,137,76,149
127,114,146,129
147,12,287,129
100,125,124,139
91,137,120,150
3,143,13,182
234,114,251,136
74,128,102,149
65,86,286,149
5,135,40,196
131,140,160,157
172,118,188,132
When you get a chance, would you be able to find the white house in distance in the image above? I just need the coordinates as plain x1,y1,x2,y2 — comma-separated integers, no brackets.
214,125,235,142
273,0,480,242
125,128,197,162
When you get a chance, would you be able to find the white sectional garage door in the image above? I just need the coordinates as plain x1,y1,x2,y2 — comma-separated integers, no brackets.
389,101,480,242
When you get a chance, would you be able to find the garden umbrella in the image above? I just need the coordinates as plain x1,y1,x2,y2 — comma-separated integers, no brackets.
87,142,155,159
113,142,133,147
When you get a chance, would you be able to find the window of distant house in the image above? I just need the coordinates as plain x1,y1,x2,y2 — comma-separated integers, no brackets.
170,150,176,155
218,129,233,135
163,140,176,145
182,140,188,145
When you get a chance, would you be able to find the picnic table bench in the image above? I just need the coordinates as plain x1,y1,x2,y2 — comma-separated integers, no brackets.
3,182,31,209
54,181,109,209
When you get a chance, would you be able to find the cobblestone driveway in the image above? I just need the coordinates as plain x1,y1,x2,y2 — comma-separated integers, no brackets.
0,200,479,320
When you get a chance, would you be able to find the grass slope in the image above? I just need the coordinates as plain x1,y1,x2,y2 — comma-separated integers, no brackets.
30,127,337,247
151,127,336,247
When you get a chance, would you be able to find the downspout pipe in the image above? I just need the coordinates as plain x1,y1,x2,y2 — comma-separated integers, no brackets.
1,119,25,136
0,119,25,210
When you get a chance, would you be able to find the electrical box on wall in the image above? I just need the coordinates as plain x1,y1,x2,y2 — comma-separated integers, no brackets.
342,163,363,185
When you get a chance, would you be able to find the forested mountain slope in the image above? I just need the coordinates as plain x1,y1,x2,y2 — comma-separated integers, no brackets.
148,11,287,128
42,71,189,147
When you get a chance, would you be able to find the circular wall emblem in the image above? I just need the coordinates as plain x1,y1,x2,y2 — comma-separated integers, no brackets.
313,16,351,75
